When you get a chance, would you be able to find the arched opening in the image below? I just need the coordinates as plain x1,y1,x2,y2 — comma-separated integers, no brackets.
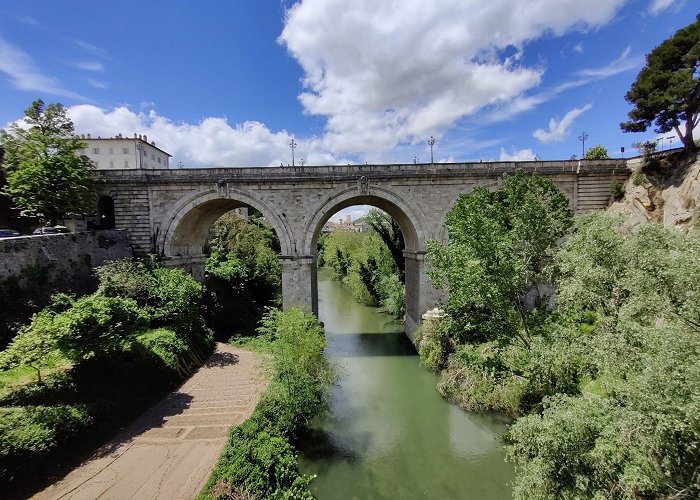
306,193,427,337
97,195,115,229
159,190,293,259
161,194,288,341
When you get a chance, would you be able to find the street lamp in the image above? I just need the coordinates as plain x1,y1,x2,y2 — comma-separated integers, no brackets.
289,139,297,166
413,156,418,164
578,131,588,159
427,136,436,163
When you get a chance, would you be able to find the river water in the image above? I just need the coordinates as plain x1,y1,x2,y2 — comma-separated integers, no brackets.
297,269,514,499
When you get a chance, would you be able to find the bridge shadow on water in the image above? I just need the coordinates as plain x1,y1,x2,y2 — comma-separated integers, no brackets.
325,332,417,357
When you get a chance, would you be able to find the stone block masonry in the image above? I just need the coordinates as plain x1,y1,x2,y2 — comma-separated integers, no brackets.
0,230,133,290
95,159,630,338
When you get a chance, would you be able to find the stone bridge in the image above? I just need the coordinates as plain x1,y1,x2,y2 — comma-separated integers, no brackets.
95,160,629,337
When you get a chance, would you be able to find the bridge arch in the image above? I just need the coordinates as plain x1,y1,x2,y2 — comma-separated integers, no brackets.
301,186,435,338
158,188,294,260
302,185,428,256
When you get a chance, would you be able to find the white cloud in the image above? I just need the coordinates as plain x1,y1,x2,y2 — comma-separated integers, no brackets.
648,0,680,15
73,61,104,72
87,79,108,89
533,104,592,143
0,37,85,99
573,43,584,54
16,16,39,27
577,46,642,78
66,104,345,167
499,148,537,161
279,0,627,155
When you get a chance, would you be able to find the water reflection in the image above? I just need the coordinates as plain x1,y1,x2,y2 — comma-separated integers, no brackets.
297,269,514,499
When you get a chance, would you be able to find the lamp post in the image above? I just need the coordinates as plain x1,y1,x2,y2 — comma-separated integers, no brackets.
413,156,418,164
578,131,588,159
427,136,435,163
289,139,297,166
666,136,674,150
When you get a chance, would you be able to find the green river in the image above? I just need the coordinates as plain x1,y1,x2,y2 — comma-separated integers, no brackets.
297,269,515,499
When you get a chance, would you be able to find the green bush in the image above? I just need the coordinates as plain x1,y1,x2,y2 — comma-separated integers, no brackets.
204,214,282,338
321,230,405,317
205,308,334,499
0,404,92,481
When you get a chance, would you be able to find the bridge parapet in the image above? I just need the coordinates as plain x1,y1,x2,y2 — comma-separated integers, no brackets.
94,159,628,183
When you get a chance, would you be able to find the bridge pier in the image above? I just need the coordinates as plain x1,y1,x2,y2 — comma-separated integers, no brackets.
280,255,318,315
404,251,441,342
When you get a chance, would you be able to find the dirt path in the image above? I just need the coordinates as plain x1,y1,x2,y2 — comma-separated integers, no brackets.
33,343,267,500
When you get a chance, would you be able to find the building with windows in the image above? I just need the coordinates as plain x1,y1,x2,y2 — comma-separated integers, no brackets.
80,133,171,170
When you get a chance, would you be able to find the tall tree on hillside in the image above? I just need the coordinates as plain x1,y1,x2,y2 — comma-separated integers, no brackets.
620,15,700,151
0,100,95,225
364,209,405,282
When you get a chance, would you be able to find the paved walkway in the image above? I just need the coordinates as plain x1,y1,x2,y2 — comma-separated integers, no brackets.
34,343,267,500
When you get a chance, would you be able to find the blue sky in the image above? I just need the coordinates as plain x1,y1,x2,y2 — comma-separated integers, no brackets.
0,0,696,168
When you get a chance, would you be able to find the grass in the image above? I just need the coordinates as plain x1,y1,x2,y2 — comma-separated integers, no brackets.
0,354,71,400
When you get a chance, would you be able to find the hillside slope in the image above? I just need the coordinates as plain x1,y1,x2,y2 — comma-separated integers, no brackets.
609,151,700,229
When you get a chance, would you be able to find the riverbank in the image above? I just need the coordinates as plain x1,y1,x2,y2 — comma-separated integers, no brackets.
33,343,266,500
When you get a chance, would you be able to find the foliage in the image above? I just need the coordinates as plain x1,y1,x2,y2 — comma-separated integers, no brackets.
620,15,700,150
427,170,572,350
584,144,610,159
0,405,91,464
204,213,281,338
500,214,700,498
364,209,405,281
205,308,333,500
0,257,216,492
0,99,95,224
609,178,624,199
320,230,405,317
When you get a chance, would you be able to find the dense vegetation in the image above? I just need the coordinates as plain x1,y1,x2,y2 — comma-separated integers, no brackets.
204,212,282,338
0,259,213,494
320,211,405,318
0,99,95,225
420,170,700,498
202,308,334,499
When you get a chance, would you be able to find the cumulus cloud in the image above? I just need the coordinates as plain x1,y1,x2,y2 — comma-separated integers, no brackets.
499,148,537,161
279,0,627,155
66,104,344,167
533,104,592,143
0,37,85,99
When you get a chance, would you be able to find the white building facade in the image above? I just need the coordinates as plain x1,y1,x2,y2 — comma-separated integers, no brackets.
81,134,171,170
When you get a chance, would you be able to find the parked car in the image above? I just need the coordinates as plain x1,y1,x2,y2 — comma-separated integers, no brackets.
32,226,70,235
0,229,20,238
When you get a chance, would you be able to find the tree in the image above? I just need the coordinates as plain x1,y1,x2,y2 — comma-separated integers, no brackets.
427,171,573,349
0,99,95,224
364,209,405,282
620,15,700,150
584,144,610,159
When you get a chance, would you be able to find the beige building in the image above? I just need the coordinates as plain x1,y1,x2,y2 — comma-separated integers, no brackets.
81,134,171,170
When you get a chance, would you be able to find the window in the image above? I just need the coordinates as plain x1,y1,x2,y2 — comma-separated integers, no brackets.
109,147,114,154
122,147,129,154
157,157,161,163
124,160,129,168
94,160,100,167
151,153,155,160
93,148,100,154
109,160,114,168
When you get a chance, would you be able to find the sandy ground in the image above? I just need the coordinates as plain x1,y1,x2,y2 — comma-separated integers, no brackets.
33,343,267,500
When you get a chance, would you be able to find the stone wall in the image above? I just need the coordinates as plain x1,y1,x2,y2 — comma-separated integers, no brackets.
0,230,133,288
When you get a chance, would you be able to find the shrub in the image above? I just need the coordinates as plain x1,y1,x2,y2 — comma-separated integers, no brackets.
205,308,334,499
